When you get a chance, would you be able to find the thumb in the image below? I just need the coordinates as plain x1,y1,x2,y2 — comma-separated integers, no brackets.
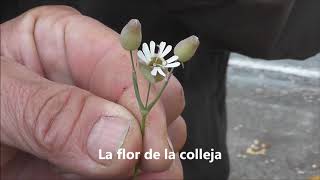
0,58,142,178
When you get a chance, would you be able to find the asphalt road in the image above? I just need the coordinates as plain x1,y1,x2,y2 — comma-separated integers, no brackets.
226,53,320,180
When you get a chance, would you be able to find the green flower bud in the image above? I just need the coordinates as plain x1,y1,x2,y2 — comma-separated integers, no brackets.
174,35,199,63
120,19,142,50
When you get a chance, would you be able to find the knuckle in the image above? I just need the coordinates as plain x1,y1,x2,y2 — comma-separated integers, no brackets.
1,70,37,143
33,87,73,150
26,85,89,153
27,5,81,16
17,5,81,35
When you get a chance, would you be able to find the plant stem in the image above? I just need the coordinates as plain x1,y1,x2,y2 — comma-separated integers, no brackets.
132,73,145,110
145,82,151,107
133,70,173,179
133,165,139,180
147,68,174,111
132,112,148,180
130,50,137,73
130,51,145,110
129,50,174,180
130,50,148,180
140,111,148,137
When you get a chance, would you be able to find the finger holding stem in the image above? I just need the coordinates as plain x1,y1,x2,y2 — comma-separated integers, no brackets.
132,69,174,180
129,49,145,180
121,19,199,180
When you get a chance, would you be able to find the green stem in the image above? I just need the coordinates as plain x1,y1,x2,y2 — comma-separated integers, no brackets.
130,50,136,73
133,165,139,180
132,73,145,110
132,111,148,180
130,51,145,110
145,82,151,107
147,68,174,111
140,111,148,137
130,52,174,180
130,50,148,180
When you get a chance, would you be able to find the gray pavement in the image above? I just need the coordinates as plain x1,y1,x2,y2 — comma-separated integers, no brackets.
226,53,320,180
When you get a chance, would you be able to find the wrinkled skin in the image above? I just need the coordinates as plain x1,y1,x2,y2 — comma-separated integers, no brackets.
1,6,187,180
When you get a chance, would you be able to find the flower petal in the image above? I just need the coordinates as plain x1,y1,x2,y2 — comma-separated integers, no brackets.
158,41,166,56
142,43,151,60
158,68,166,77
160,45,172,58
137,50,147,63
166,55,179,63
165,62,181,68
150,41,156,56
151,67,159,76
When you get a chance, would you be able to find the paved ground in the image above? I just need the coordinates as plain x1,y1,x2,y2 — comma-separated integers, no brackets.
226,53,320,180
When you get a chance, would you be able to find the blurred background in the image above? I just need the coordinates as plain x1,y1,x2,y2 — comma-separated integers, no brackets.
226,53,320,180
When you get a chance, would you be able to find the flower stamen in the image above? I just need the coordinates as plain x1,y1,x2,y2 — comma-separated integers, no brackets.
137,41,181,78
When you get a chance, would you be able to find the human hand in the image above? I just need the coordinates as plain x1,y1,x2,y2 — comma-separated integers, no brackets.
1,5,186,179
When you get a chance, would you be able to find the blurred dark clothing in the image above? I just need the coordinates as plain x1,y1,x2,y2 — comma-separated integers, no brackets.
2,0,320,59
1,0,319,179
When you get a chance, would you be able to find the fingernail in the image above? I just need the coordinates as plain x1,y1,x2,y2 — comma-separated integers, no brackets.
87,116,130,165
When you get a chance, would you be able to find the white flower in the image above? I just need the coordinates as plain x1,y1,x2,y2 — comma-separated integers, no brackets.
137,41,180,77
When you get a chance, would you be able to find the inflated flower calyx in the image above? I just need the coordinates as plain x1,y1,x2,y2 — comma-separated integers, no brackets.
174,35,200,63
139,63,167,83
120,19,142,50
